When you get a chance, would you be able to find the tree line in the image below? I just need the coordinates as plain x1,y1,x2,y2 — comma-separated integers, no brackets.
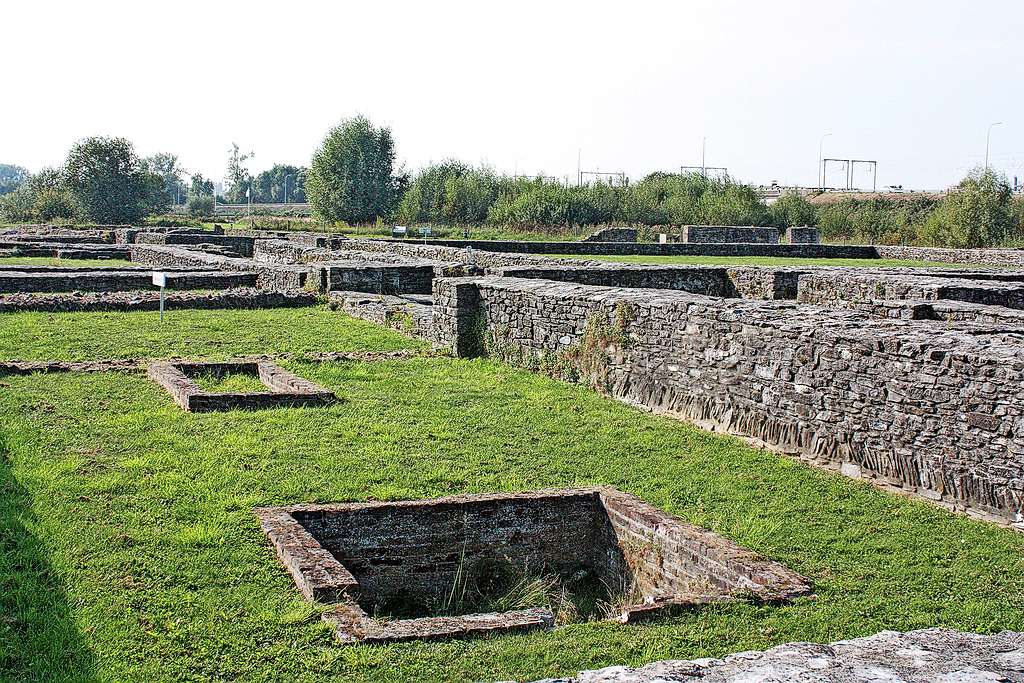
2,116,1022,248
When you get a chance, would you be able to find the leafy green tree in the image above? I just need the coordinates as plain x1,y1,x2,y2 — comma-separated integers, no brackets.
0,168,81,223
398,160,470,223
224,143,253,203
307,116,403,223
189,173,215,198
0,164,29,195
768,192,817,228
143,153,186,205
62,136,158,223
922,168,1018,248
251,164,307,203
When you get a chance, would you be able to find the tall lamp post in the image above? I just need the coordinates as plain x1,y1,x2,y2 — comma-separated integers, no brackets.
818,133,832,189
284,174,293,204
985,122,1002,170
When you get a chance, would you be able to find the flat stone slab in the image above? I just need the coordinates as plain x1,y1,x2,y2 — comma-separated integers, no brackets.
527,628,1024,682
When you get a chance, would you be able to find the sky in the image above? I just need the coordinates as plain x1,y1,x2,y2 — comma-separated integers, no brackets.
4,0,1023,191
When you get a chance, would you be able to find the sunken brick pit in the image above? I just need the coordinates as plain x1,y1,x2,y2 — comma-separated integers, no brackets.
255,488,811,644
148,360,337,412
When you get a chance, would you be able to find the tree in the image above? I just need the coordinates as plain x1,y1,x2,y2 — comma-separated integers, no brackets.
62,136,158,223
224,143,253,203
143,153,186,205
922,168,1018,248
0,168,81,223
307,116,402,223
251,164,307,203
0,164,29,196
189,172,215,198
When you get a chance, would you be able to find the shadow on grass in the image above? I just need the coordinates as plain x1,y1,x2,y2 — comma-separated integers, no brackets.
0,433,96,681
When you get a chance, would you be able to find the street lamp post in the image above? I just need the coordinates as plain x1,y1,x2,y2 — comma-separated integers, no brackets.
284,174,293,204
818,133,832,189
985,122,1002,170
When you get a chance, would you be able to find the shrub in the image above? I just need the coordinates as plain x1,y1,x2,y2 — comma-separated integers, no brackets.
769,192,817,228
186,195,215,217
920,168,1018,248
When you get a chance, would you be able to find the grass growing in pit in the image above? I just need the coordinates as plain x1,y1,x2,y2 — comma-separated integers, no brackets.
0,305,426,361
191,370,270,394
541,254,976,268
2,352,1024,682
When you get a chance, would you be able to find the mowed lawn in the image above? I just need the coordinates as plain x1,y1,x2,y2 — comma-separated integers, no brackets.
0,306,427,361
541,254,972,268
1,310,1023,682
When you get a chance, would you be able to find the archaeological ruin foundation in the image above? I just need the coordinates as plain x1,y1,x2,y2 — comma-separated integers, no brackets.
5,223,1024,526
256,488,811,644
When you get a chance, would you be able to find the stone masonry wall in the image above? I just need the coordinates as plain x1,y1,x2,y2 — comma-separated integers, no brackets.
432,276,1024,524
358,238,876,259
785,227,820,244
682,226,780,244
583,227,638,242
877,244,1024,267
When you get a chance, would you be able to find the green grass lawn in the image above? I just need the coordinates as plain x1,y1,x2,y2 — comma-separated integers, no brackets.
0,257,136,268
0,306,425,361
3,357,1024,681
541,254,972,268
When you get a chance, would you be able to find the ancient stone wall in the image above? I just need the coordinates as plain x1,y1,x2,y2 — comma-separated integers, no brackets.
0,268,255,293
786,226,820,244
325,263,435,295
877,244,1024,267
492,264,803,300
797,271,1024,310
130,244,311,290
682,226,780,244
134,232,255,257
356,238,877,259
432,276,1024,523
583,227,638,242
0,288,317,313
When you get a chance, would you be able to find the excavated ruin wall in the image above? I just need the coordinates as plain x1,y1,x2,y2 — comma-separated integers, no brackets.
682,226,779,244
877,245,1024,267
130,244,311,289
433,276,1024,523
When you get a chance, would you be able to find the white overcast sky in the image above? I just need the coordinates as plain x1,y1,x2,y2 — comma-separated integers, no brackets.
4,0,1022,191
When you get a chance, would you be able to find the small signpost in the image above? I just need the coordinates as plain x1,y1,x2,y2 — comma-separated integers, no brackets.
392,225,407,238
152,271,167,321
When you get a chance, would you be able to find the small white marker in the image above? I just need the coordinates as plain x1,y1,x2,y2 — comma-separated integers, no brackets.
152,271,167,321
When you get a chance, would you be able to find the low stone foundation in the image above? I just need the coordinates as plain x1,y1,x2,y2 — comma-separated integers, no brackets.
0,288,317,313
256,488,809,644
148,360,338,412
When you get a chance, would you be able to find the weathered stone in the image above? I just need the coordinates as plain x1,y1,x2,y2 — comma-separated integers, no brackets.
256,488,811,645
527,628,1024,682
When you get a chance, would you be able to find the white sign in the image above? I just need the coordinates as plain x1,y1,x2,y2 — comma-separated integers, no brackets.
152,271,167,287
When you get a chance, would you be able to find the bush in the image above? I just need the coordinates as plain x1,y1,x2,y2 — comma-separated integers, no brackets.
0,185,36,222
769,192,817,228
186,195,214,217
920,168,1018,248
